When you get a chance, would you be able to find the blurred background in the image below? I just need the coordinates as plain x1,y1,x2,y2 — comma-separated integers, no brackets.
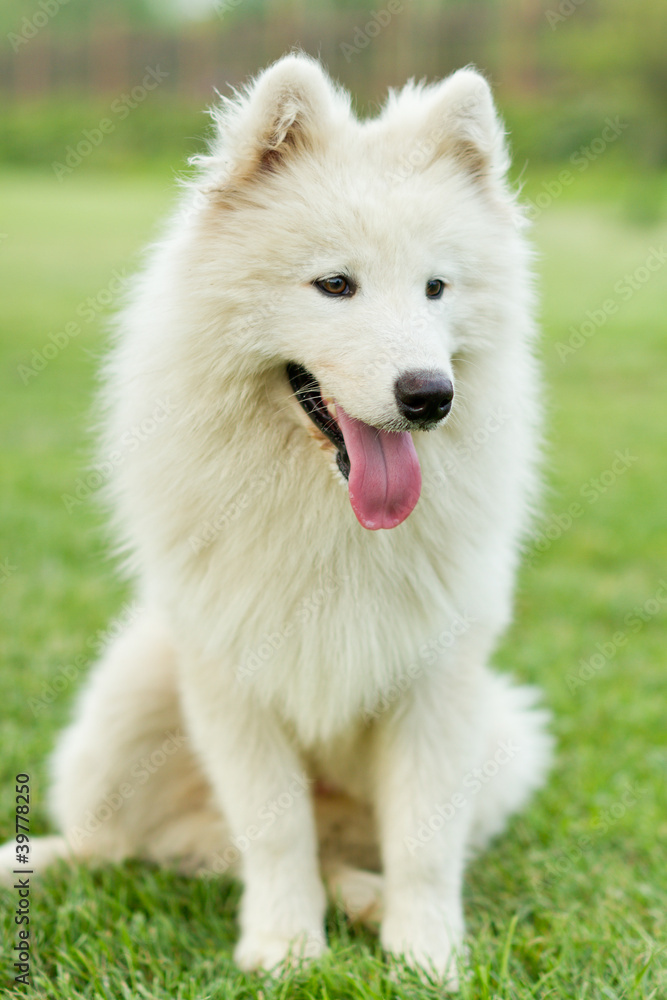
1,3,666,995
1,0,666,199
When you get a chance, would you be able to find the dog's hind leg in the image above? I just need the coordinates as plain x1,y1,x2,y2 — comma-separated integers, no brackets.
0,612,229,885
315,789,384,928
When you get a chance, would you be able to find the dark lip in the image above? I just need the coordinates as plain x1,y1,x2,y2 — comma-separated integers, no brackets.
286,362,351,480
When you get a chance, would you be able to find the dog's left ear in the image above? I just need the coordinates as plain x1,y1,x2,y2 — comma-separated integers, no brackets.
205,54,347,191
420,68,509,181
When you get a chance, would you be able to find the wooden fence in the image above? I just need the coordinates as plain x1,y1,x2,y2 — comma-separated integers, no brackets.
1,5,543,105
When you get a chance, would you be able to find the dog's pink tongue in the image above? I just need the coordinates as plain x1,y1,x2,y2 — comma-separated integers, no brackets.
336,406,421,530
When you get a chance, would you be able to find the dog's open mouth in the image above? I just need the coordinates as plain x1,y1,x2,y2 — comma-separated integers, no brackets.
286,362,351,480
287,362,422,531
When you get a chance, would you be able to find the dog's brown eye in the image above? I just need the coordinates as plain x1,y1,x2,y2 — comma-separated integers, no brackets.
426,278,446,299
314,275,354,297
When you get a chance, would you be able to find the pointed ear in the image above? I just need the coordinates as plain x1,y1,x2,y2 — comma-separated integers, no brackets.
205,54,347,190
419,68,509,180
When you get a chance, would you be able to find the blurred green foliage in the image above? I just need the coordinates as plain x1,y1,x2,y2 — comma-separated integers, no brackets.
0,100,208,174
0,0,666,173
0,0,159,34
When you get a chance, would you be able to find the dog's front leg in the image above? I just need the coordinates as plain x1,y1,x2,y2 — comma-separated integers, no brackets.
180,680,326,972
373,663,485,987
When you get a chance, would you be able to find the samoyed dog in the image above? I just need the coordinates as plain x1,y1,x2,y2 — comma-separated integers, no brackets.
2,55,552,985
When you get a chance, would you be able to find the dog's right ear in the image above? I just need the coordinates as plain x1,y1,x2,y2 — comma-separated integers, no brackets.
200,54,347,193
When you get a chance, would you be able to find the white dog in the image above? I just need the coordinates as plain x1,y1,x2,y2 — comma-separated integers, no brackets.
2,55,552,986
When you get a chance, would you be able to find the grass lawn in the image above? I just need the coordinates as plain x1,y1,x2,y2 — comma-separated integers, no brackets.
1,167,665,999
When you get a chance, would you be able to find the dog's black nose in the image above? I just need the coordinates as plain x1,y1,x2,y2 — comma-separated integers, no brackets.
394,370,454,426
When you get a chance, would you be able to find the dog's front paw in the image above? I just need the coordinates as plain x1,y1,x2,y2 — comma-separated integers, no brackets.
381,911,463,991
234,929,327,974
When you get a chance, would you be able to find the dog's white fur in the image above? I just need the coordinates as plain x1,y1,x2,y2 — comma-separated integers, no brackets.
1,56,552,985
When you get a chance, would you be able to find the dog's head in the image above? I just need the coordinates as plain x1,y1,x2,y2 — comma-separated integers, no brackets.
190,55,525,530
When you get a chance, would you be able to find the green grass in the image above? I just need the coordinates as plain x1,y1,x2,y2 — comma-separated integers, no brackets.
1,167,666,999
